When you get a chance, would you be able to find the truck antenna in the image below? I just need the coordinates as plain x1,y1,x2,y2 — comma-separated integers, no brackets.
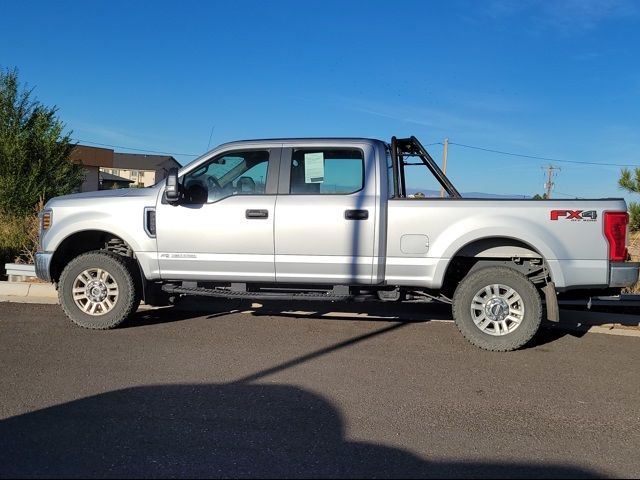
206,125,216,150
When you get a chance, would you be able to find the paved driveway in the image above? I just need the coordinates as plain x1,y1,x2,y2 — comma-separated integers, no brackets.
1,301,639,478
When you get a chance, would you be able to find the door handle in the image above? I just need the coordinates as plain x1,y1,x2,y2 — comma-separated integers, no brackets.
246,209,269,219
344,209,369,220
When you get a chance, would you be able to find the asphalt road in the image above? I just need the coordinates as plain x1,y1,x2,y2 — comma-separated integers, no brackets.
0,300,639,479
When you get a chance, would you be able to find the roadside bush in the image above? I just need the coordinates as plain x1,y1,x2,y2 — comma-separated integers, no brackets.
0,210,30,275
0,68,83,216
0,197,42,276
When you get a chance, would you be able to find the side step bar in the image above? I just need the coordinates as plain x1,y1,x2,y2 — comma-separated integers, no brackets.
162,284,355,302
559,294,640,309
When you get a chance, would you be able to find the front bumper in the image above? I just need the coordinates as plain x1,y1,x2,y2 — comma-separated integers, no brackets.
609,262,640,288
35,252,53,282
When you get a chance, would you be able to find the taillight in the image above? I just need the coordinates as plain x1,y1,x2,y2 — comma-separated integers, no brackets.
604,211,628,262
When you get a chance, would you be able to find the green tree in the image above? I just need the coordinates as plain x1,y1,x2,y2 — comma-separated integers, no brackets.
619,168,640,194
619,168,640,232
0,68,83,215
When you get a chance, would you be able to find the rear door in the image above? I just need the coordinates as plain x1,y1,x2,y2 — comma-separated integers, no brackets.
274,142,378,284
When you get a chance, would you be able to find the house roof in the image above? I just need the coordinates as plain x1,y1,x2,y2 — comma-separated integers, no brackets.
99,171,134,184
70,145,114,168
112,153,179,171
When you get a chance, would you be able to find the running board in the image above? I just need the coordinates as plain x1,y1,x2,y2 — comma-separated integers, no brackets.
162,284,355,302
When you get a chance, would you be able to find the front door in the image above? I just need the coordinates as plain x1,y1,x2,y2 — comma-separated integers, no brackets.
274,144,377,284
155,148,280,281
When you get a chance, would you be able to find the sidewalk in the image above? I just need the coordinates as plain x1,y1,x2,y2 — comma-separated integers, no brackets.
0,281,58,304
1,281,638,337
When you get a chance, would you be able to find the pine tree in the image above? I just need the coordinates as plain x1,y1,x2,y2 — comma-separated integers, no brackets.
0,68,83,215
619,168,640,232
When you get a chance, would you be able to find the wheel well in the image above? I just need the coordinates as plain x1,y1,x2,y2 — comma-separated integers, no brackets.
50,231,136,283
441,237,550,298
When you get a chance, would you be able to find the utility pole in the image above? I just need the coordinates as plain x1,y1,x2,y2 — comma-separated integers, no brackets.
440,137,449,198
544,165,560,199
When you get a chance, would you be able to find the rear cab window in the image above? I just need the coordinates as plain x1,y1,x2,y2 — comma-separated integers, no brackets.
289,149,364,195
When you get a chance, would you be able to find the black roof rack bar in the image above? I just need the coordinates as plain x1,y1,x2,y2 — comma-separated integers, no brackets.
395,136,462,198
398,150,407,198
390,136,401,198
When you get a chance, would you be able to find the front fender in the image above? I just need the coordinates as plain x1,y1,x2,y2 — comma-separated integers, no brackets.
42,207,159,281
45,211,153,254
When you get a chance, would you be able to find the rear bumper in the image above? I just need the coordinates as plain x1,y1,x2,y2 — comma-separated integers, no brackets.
35,252,53,282
609,262,639,288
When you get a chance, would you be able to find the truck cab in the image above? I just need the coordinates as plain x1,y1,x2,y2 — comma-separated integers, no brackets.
155,138,385,285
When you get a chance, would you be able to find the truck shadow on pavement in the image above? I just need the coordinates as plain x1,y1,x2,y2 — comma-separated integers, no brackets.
0,383,600,479
128,299,622,348
126,299,448,329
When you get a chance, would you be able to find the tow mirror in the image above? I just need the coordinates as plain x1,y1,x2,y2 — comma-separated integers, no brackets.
165,168,180,203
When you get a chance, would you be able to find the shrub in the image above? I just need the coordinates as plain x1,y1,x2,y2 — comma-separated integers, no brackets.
0,210,30,274
0,68,83,216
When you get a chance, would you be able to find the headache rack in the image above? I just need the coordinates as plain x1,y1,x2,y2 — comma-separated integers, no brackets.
390,136,462,199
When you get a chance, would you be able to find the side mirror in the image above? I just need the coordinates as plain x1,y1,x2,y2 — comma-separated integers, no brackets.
165,168,180,203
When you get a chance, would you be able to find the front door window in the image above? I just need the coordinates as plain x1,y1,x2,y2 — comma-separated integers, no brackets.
182,150,270,204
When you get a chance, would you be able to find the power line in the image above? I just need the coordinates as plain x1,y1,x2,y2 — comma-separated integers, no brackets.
73,138,446,158
74,139,200,157
554,191,583,199
71,137,639,170
449,141,640,167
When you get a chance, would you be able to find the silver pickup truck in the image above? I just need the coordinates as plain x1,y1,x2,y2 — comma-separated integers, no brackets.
35,136,639,351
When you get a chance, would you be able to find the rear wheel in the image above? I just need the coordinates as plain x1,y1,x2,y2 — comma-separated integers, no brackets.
452,266,542,351
58,251,140,329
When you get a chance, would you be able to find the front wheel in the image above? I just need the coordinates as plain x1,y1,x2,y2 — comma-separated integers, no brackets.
58,251,140,329
452,266,542,351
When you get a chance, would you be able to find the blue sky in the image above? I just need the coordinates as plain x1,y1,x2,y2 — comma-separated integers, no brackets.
1,0,639,199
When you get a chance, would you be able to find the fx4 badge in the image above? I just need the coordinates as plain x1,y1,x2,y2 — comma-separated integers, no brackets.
550,210,597,221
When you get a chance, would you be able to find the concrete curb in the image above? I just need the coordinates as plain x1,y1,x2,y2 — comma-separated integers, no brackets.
0,295,59,304
0,281,57,299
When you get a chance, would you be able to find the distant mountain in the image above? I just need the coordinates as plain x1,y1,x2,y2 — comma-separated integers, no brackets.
406,188,530,199
462,191,530,199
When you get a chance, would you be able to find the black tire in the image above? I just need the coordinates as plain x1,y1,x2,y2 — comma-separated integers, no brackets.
452,266,542,351
58,251,141,329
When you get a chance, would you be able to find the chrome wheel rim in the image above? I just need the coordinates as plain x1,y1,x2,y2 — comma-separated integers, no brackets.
72,268,119,316
470,284,525,336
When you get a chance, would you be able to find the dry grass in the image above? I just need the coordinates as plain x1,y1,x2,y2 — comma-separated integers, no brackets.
0,211,30,273
0,202,41,275
628,231,640,293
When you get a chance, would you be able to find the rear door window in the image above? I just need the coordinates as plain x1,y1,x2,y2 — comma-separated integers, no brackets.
289,149,364,195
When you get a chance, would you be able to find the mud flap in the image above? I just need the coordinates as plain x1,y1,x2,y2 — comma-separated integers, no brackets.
542,282,559,322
